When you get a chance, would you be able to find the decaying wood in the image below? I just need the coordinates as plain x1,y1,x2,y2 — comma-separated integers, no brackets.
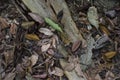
22,0,87,79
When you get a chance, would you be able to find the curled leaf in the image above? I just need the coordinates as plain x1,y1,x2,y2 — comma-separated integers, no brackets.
41,44,51,52
72,40,81,52
104,51,116,59
45,18,63,32
30,54,39,66
25,34,40,41
39,28,53,36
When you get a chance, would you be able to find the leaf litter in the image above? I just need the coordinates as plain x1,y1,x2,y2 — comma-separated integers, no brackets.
0,0,120,80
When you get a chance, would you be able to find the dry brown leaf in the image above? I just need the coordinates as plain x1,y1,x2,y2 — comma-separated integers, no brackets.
41,44,51,52
28,12,44,24
103,51,116,59
21,21,35,29
30,54,39,66
72,40,81,52
0,17,9,30
10,23,17,35
25,34,40,41
4,72,16,80
39,28,53,36
99,24,110,36
47,49,55,55
53,67,64,77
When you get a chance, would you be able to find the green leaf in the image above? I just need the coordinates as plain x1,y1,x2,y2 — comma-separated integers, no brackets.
45,18,63,32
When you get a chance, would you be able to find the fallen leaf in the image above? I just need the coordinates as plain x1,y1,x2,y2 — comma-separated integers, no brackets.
52,67,64,77
25,34,40,41
28,13,44,24
4,72,16,80
99,24,110,36
41,44,51,52
64,63,75,71
39,28,53,36
94,34,109,49
32,73,47,79
10,23,17,35
95,74,102,80
103,51,116,59
51,37,56,48
47,49,55,55
45,18,63,32
105,10,116,19
0,17,9,30
30,53,39,66
87,6,99,29
75,63,85,78
72,40,81,52
21,21,35,29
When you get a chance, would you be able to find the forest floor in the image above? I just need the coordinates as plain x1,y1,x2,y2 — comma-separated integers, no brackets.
0,0,120,80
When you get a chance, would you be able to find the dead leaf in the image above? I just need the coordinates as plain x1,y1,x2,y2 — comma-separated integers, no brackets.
103,51,116,59
87,6,99,29
0,17,9,30
95,74,102,80
94,34,109,49
41,44,51,52
30,53,39,66
3,50,14,65
105,10,116,19
75,63,85,77
32,73,47,79
99,24,110,36
10,23,17,35
28,12,44,24
39,28,53,36
25,34,40,41
21,21,35,29
64,63,75,71
72,40,81,52
47,49,55,55
51,37,56,48
4,72,16,80
52,67,64,77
